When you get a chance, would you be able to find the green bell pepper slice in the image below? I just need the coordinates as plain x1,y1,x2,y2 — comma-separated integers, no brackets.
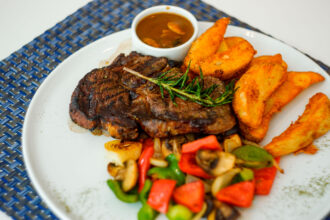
148,154,185,186
232,145,274,169
139,179,152,204
137,179,158,220
106,179,138,203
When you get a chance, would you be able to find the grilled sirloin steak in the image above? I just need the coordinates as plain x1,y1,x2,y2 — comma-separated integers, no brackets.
70,52,236,140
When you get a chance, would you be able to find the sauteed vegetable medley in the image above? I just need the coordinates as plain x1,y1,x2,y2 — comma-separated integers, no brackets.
105,134,281,220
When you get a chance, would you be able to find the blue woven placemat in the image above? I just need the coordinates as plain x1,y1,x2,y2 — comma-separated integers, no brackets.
0,0,329,219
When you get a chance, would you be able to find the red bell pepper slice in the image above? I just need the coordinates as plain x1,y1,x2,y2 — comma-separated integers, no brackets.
178,153,213,179
254,157,280,195
181,135,222,153
147,179,177,213
216,180,255,208
173,180,205,213
138,139,154,192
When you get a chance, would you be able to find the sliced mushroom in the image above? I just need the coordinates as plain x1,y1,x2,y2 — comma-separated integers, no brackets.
105,140,142,166
160,29,176,39
122,159,138,192
223,134,242,153
153,138,163,159
196,150,236,176
161,136,183,158
143,37,160,47
171,135,186,146
161,138,173,158
150,157,168,167
107,162,126,180
203,196,214,218
214,200,240,220
167,22,185,35
211,168,241,196
207,200,240,220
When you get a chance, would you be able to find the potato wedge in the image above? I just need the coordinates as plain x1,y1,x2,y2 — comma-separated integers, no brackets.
184,17,230,71
250,54,288,69
294,144,318,155
183,17,255,80
233,54,287,128
240,71,325,142
197,37,256,80
239,118,270,143
218,39,229,53
264,93,330,157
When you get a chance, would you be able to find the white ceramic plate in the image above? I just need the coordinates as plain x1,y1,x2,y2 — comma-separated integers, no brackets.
22,22,330,220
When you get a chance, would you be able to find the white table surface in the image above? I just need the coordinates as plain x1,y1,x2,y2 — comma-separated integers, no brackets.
0,0,329,219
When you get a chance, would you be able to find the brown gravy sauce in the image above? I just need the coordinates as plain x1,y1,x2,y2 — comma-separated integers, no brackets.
136,12,194,48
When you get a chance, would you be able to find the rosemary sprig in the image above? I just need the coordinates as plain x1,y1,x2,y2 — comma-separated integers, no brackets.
123,65,236,107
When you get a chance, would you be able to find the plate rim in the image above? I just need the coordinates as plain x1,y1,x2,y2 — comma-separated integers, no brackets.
22,21,330,220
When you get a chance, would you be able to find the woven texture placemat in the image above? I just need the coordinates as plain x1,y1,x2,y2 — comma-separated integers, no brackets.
0,0,329,219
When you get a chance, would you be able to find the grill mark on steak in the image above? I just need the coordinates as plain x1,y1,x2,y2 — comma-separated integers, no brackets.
69,52,236,140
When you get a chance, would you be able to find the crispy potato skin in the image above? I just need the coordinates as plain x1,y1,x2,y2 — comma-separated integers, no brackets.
183,18,255,80
240,71,325,142
184,17,230,70
250,54,288,69
264,71,325,115
264,93,330,157
233,54,287,128
239,117,272,143
294,144,318,155
197,37,256,80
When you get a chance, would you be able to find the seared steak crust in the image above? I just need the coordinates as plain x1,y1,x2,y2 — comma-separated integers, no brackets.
70,52,236,140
